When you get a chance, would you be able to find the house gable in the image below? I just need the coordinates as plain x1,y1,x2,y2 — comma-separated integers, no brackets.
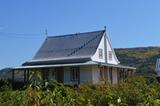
91,32,120,64
105,32,120,64
91,33,106,63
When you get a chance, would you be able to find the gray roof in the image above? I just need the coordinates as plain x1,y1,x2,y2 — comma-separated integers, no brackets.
23,30,105,66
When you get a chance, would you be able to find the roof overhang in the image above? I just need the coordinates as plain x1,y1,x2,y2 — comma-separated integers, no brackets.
14,61,98,70
23,57,91,66
13,61,136,70
101,63,136,70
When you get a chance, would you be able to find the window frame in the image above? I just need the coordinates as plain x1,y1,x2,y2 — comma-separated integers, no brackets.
99,66,108,81
99,48,103,59
70,67,79,81
109,51,113,60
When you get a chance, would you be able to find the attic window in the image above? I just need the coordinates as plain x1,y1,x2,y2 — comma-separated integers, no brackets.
109,51,112,60
99,48,103,59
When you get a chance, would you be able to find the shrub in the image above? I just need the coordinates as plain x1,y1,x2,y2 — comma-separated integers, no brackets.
0,77,160,106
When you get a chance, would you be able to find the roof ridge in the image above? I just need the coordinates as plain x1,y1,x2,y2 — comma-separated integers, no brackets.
47,30,105,38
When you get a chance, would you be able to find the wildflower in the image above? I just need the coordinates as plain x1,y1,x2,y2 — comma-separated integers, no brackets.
117,97,121,103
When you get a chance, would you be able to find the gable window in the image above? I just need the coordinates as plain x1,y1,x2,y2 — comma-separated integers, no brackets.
109,51,112,60
99,48,103,59
70,67,79,81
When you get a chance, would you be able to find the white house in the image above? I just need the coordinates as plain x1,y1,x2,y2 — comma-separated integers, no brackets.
13,30,136,84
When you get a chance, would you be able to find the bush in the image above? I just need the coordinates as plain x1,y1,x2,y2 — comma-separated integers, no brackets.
0,77,160,106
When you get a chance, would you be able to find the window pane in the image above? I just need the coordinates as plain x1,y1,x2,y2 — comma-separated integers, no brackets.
99,48,103,59
109,51,112,60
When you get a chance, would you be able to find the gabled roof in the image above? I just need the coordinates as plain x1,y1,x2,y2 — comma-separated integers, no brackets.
23,30,105,66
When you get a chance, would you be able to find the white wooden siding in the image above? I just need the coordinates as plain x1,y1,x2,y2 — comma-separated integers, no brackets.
91,35,105,63
106,35,119,65
91,32,119,65
112,68,118,84
80,66,92,83
92,65,100,84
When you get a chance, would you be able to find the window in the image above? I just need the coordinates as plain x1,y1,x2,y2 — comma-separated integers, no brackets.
99,66,108,81
100,67,104,80
104,67,108,81
99,48,103,59
52,71,55,76
48,68,56,81
70,67,79,81
109,51,112,60
118,68,127,82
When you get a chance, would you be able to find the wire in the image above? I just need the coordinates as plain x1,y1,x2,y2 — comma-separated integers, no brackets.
0,31,45,39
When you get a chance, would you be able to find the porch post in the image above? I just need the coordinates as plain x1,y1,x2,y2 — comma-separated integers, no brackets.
78,67,80,84
122,68,125,81
27,69,29,83
42,69,46,80
109,67,113,83
24,70,26,83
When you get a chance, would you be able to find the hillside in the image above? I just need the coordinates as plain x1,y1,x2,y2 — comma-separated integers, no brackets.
115,47,160,77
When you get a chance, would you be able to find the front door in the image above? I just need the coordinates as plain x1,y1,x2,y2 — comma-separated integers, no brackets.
56,67,64,83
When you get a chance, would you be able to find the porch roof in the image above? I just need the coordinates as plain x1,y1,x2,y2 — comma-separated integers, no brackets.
13,61,98,70
101,63,136,70
13,61,136,70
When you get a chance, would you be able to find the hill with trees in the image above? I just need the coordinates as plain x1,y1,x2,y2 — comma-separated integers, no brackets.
0,47,160,79
115,47,160,77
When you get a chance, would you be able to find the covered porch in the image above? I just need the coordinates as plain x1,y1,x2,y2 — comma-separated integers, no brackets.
98,65,135,84
12,67,65,84
12,62,136,85
11,62,95,85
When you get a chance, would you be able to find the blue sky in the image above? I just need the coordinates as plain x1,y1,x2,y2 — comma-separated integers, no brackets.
0,0,160,69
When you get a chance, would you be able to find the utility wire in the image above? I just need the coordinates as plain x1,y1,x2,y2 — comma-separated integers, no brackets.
0,31,41,36
0,31,45,39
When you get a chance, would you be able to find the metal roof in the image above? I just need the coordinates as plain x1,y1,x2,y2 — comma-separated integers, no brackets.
28,30,105,65
17,29,136,70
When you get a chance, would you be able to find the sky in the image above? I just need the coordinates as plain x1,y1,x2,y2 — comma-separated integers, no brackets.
0,0,160,69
